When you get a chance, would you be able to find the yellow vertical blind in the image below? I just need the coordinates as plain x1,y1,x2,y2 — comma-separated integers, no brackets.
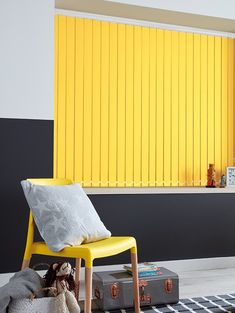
54,15,234,187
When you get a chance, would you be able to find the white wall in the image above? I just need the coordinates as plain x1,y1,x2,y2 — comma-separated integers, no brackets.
0,0,54,120
106,0,235,20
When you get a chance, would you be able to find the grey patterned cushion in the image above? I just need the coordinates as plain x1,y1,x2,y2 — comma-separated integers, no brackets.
21,181,111,252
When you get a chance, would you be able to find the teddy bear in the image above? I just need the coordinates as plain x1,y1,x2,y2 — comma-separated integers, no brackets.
44,261,80,313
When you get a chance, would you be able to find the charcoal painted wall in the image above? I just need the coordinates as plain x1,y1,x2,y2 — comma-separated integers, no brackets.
1,117,235,273
0,118,53,273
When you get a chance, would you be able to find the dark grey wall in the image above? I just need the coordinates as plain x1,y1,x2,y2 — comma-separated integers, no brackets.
1,118,235,274
91,193,235,264
0,118,53,273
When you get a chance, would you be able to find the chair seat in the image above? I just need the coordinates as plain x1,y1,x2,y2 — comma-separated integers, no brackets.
31,236,136,267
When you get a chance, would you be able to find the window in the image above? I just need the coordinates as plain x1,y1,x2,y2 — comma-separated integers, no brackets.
54,15,234,187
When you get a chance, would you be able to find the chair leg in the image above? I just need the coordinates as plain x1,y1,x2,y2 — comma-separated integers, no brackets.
21,259,31,270
131,252,140,313
85,266,92,313
75,258,81,301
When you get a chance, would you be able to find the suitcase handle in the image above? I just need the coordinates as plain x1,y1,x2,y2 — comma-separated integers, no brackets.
111,283,119,299
165,279,173,293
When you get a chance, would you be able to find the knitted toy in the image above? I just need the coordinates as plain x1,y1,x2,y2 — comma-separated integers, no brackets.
44,261,80,313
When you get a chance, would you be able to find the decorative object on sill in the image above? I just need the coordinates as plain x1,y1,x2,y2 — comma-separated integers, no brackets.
206,164,216,188
220,174,226,188
226,167,235,187
44,261,80,313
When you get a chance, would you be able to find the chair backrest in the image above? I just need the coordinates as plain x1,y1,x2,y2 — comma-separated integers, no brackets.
24,178,73,247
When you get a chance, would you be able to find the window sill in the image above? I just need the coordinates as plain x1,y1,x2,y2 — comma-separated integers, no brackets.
84,187,235,195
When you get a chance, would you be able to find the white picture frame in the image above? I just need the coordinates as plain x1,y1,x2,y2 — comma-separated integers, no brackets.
226,167,235,187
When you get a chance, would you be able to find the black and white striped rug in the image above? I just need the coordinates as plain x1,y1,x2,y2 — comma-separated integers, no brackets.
98,294,235,313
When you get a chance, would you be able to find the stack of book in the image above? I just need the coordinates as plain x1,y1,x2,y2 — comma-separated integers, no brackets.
123,262,162,277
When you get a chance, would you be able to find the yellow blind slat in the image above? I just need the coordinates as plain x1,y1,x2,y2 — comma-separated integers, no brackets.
100,21,110,187
92,20,101,186
193,34,201,186
228,39,234,168
156,29,164,186
214,36,222,181
83,19,93,186
208,36,215,167
200,35,208,185
126,25,134,187
109,23,118,187
164,30,171,186
178,32,186,186
66,17,75,180
133,26,142,187
74,18,84,183
186,33,194,186
117,24,126,187
149,28,157,187
171,31,179,186
141,27,150,186
221,38,228,174
57,16,66,178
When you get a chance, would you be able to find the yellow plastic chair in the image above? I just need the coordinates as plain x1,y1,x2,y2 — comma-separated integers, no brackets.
21,178,140,313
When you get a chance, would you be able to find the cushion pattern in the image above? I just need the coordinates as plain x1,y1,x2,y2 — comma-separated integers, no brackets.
21,181,111,252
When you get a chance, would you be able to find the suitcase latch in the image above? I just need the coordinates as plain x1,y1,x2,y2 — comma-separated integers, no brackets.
165,279,173,294
94,287,101,299
111,283,119,299
139,279,148,287
139,280,151,304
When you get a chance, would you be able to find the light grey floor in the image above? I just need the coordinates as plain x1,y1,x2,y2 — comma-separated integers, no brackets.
176,267,235,298
1,257,235,300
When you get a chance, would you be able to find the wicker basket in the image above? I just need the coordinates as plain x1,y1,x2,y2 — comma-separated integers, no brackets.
8,288,69,313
